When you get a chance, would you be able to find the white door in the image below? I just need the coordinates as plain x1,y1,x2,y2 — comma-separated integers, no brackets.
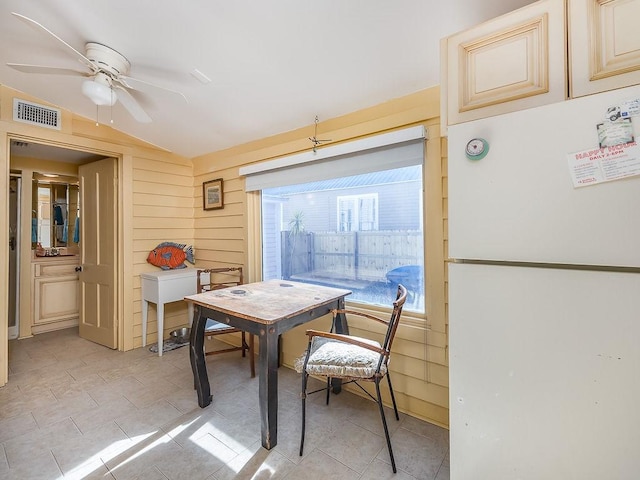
78,157,117,348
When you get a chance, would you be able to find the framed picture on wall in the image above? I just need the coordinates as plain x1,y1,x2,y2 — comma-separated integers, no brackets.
203,178,224,210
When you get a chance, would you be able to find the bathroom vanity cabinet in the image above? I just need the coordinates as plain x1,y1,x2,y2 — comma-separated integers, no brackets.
32,256,80,334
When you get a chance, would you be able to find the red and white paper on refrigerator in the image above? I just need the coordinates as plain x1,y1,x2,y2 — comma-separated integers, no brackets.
567,142,640,188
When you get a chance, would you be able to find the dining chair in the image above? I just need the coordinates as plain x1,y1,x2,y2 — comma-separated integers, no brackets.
297,284,408,473
197,267,255,378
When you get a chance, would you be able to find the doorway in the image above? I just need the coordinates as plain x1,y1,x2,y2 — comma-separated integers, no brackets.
8,140,114,345
8,175,20,340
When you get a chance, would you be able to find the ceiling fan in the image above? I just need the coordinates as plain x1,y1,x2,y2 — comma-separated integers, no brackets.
6,12,187,123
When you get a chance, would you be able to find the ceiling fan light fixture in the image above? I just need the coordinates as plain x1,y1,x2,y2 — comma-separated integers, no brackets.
82,78,117,106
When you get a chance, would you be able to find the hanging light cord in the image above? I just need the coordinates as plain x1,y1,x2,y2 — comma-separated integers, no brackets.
95,87,116,126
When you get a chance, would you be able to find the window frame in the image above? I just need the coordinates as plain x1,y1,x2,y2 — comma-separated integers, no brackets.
245,123,443,330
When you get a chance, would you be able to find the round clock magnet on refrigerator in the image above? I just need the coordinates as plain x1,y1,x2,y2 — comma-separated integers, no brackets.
465,138,489,160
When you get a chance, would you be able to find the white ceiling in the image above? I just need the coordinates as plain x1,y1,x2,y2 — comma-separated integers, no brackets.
0,0,534,159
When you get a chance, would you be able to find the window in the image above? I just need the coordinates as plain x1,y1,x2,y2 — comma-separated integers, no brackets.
337,194,378,232
243,127,426,312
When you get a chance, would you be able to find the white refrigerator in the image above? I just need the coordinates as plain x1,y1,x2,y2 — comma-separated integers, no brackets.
448,84,640,480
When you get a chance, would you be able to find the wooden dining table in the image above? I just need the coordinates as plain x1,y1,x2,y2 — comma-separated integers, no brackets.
184,279,352,450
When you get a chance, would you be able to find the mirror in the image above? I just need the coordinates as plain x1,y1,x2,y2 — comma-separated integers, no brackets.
32,173,80,251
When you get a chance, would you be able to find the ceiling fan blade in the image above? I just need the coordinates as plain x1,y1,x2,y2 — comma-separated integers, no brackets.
113,86,152,123
118,75,188,103
7,62,90,77
11,12,96,72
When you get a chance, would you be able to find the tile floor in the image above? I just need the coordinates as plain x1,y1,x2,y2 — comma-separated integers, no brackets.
1,328,450,480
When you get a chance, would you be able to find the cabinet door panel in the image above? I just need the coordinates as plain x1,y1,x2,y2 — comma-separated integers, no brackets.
34,275,79,324
445,0,566,125
569,0,640,97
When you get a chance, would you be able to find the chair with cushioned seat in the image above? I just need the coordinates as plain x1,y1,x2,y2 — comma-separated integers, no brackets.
197,267,255,378
297,284,407,472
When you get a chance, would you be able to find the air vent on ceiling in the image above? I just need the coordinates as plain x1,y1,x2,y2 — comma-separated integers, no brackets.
13,98,61,130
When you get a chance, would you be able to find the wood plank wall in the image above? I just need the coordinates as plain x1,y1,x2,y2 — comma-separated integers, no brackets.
130,148,195,347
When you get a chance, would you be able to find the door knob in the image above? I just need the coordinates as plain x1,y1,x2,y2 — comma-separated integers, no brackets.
75,266,83,272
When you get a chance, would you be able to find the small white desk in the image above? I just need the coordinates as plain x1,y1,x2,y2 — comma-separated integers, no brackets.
141,269,198,356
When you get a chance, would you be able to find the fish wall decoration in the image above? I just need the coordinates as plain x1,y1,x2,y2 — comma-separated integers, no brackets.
147,242,195,270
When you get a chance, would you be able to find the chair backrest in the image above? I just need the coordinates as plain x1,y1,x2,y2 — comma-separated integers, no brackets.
197,267,243,293
379,284,408,368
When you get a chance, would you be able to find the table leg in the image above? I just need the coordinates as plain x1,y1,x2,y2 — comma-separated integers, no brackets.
190,305,212,408
259,326,279,449
157,303,165,357
187,303,194,328
331,298,349,393
333,297,349,334
141,299,149,347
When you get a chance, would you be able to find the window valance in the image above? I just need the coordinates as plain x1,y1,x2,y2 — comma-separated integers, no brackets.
240,126,426,191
